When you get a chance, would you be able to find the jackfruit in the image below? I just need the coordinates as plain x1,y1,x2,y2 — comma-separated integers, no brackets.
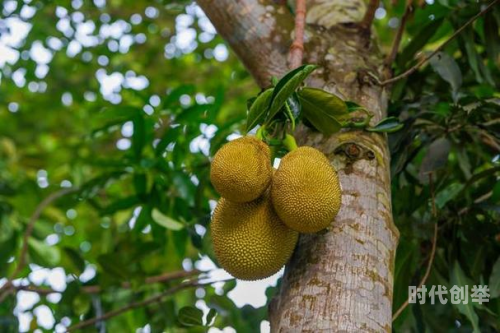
211,192,298,280
210,136,272,203
271,146,341,233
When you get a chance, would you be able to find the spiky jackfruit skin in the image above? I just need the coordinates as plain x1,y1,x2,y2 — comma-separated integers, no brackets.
211,193,298,280
210,136,272,203
271,146,341,233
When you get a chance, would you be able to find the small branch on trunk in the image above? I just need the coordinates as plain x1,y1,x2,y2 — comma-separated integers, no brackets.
289,0,306,69
0,187,79,302
384,1,413,71
66,278,234,332
380,0,499,86
359,0,380,31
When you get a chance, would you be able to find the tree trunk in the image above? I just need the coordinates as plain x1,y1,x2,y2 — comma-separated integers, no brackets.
197,0,400,331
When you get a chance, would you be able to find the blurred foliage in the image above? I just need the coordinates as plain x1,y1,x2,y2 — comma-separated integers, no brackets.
379,0,500,331
0,0,498,332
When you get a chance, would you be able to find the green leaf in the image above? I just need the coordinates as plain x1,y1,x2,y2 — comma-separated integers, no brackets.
151,208,184,230
28,238,61,267
133,206,152,232
246,88,273,132
97,253,128,280
266,64,317,122
298,88,346,135
345,101,363,113
0,231,17,264
489,257,500,298
398,18,444,68
435,182,464,209
429,52,462,95
163,85,195,109
223,279,237,293
418,138,451,183
133,173,147,196
484,12,500,61
72,293,91,316
155,126,181,157
63,247,85,274
246,96,257,110
132,113,146,159
173,229,188,256
96,106,141,121
0,181,15,196
205,308,217,326
78,171,126,199
450,261,480,333
367,117,404,133
178,306,204,327
101,196,140,215
462,27,494,86
492,181,500,204
299,88,348,117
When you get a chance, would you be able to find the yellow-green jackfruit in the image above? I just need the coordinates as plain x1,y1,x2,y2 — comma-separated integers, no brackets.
210,136,272,203
211,193,298,280
271,146,341,233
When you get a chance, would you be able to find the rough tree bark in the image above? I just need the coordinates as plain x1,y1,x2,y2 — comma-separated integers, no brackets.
197,0,400,331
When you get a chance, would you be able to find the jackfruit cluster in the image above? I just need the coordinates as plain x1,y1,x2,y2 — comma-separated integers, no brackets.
210,136,341,280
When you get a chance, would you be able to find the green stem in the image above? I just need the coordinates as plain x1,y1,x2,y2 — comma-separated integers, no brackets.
283,134,298,151
256,126,264,140
284,101,296,132
340,108,374,129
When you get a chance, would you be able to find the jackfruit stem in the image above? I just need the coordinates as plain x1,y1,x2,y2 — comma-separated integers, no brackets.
256,126,264,140
283,134,298,151
270,145,280,163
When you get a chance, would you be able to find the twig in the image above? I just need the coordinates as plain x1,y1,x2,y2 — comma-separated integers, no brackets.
360,0,380,30
66,281,198,332
10,270,200,295
81,269,201,294
380,0,499,86
66,278,234,332
384,0,413,68
0,187,79,302
429,173,437,218
11,285,57,295
392,174,439,322
289,0,306,69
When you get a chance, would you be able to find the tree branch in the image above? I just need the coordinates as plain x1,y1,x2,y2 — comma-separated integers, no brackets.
360,0,380,30
384,0,413,69
289,0,306,69
66,278,234,332
82,269,202,294
8,270,201,296
380,0,499,86
0,187,79,302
